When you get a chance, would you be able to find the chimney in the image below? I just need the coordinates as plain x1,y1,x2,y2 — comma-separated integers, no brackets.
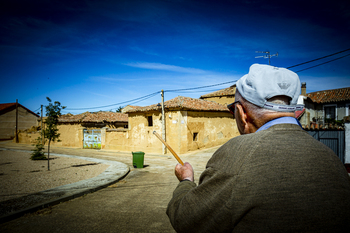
301,82,306,96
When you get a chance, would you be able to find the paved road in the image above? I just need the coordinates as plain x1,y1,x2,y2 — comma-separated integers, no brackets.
0,142,218,232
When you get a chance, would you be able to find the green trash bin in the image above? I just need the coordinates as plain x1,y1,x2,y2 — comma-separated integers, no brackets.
132,151,145,168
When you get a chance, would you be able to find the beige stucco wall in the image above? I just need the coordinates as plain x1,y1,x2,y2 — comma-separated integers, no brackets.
17,131,41,144
116,111,163,154
122,110,238,154
48,124,84,148
17,123,84,148
184,111,238,152
165,111,186,154
0,107,38,139
103,129,128,151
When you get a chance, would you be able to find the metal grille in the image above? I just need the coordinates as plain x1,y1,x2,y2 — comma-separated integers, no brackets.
307,130,345,163
83,129,101,149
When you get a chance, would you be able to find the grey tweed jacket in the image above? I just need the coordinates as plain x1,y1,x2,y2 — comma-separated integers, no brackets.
167,124,350,233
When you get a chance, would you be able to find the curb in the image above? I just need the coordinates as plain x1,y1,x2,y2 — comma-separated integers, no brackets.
0,150,130,223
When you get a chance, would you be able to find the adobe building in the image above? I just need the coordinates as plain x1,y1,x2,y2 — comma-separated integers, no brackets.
298,84,350,127
109,96,238,154
16,96,239,154
200,85,236,106
0,102,39,140
17,111,128,148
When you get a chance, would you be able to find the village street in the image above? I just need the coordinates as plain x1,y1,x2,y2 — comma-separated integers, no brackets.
0,142,217,233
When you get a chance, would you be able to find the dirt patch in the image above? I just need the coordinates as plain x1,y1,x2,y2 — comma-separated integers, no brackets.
0,150,110,202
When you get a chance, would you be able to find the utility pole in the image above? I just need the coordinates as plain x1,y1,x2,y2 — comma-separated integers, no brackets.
15,99,19,143
255,51,278,65
41,105,44,145
161,90,167,154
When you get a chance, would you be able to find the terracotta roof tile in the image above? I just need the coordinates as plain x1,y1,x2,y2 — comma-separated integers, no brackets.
58,112,89,123
306,87,350,103
58,111,128,123
125,96,229,113
121,105,140,113
123,105,139,109
200,85,236,98
82,111,128,123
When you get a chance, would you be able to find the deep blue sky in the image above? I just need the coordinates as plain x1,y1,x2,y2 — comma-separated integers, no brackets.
1,0,349,114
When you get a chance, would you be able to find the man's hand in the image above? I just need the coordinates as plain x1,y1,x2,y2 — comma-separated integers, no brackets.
175,162,194,182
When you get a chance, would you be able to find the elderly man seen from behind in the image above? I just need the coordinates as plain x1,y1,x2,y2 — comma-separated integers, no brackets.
166,64,350,233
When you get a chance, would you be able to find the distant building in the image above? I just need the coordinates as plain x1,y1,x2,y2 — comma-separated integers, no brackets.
18,111,128,148
299,85,350,126
121,105,139,113
16,96,239,154
122,96,238,154
0,102,39,140
200,85,236,106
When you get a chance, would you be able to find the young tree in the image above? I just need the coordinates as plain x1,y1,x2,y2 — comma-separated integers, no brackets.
30,136,46,160
43,97,65,170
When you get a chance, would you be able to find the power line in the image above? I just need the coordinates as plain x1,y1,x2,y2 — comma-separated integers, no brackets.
294,53,350,73
65,80,237,111
167,88,229,94
65,91,159,110
120,92,159,106
33,107,41,113
165,80,236,93
287,48,350,69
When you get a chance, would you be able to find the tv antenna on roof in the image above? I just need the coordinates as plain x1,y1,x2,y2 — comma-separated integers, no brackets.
255,51,278,65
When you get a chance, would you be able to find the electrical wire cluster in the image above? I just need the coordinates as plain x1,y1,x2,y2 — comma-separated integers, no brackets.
288,48,350,73
62,80,237,112
33,107,41,114
65,91,160,111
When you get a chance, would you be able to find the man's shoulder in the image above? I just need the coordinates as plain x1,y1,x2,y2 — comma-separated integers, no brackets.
208,134,259,169
208,125,304,168
223,131,261,148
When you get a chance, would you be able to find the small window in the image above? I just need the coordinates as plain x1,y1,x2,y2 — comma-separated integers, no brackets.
193,132,198,141
324,106,336,120
148,116,153,126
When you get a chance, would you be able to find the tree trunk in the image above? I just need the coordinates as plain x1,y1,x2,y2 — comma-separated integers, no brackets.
48,140,51,171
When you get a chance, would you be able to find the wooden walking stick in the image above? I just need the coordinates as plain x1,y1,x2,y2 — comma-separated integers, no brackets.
153,131,184,165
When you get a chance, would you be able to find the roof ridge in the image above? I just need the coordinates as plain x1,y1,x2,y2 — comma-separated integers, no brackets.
306,87,350,103
307,86,350,94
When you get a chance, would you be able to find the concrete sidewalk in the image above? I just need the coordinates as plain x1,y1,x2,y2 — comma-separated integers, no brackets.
0,141,216,232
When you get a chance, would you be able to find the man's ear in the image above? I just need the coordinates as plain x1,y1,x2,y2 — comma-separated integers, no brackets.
236,104,250,134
